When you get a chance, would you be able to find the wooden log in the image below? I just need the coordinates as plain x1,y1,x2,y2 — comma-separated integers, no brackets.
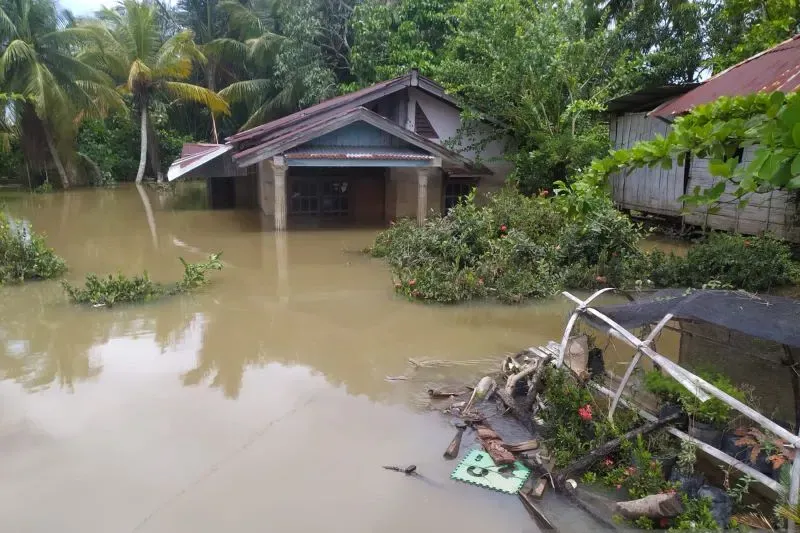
522,356,551,413
443,423,467,460
503,439,540,453
531,477,549,499
615,493,683,520
518,490,558,530
566,485,622,531
554,411,682,489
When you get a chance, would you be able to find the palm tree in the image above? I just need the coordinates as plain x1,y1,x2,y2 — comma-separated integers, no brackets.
0,0,123,188
83,0,229,182
175,0,247,142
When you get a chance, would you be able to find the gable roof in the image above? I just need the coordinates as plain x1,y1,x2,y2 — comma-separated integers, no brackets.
227,70,460,146
651,35,800,119
233,106,490,174
168,143,232,181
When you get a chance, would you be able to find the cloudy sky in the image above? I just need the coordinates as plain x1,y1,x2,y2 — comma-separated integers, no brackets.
59,0,112,15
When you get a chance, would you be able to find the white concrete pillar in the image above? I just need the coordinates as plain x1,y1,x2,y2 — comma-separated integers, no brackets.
417,168,428,225
272,158,287,231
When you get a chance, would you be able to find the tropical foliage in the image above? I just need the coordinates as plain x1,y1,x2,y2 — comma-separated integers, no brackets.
63,253,223,307
369,190,800,304
0,211,66,284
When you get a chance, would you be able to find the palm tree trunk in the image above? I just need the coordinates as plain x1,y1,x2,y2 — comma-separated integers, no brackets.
43,126,70,189
146,116,164,182
207,63,219,144
135,106,148,184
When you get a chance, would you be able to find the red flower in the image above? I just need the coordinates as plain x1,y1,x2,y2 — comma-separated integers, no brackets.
539,190,549,197
659,518,670,528
625,466,637,476
408,279,416,286
578,404,593,421
603,457,614,467
500,224,508,232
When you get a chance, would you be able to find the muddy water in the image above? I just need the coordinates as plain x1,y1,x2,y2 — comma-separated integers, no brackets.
0,185,570,533
0,185,681,533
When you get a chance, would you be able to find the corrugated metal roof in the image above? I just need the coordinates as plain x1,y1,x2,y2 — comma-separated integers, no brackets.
227,70,460,145
284,147,434,161
606,84,700,114
233,106,491,174
168,144,232,181
652,35,800,118
181,142,222,158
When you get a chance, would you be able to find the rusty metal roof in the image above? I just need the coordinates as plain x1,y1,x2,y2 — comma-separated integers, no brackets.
227,70,460,145
652,35,800,119
284,147,433,161
233,106,491,174
180,143,222,158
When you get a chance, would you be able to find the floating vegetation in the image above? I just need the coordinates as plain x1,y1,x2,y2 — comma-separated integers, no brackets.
63,253,223,307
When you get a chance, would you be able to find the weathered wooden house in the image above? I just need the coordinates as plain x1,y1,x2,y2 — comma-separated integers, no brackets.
168,71,511,229
609,35,800,241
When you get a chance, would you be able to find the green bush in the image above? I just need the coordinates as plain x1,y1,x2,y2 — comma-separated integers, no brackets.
649,233,798,292
644,369,747,429
63,253,222,307
370,189,800,304
0,212,66,284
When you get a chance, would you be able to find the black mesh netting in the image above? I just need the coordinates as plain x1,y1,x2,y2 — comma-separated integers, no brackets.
593,289,800,348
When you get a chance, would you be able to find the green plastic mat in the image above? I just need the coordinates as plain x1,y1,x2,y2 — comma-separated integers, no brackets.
451,448,531,494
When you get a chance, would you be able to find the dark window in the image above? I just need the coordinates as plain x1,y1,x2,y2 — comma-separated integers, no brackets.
444,180,475,212
321,181,349,216
290,180,319,214
415,103,438,139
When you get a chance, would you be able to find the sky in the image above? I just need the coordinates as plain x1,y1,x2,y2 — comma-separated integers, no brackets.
59,0,112,15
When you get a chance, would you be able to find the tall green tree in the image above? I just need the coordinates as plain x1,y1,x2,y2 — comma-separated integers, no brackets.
83,0,229,182
0,0,123,188
707,0,800,73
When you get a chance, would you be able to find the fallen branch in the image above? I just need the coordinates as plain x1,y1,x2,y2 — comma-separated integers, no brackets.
554,411,682,489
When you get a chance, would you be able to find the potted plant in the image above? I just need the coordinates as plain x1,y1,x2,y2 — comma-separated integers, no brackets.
644,370,745,448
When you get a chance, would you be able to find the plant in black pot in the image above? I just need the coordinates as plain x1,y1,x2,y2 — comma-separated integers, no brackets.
724,427,796,479
644,370,745,449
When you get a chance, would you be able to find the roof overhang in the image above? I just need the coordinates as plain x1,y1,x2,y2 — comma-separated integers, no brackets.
233,106,491,174
167,144,233,182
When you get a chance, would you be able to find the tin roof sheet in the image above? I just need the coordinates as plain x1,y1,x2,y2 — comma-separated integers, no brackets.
652,35,800,118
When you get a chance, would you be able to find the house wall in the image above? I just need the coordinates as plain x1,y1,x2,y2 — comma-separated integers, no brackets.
235,172,259,209
684,147,800,240
610,113,685,217
411,88,514,184
610,112,800,241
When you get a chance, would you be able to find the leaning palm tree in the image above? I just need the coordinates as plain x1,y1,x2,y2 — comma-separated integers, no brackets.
0,0,123,188
83,0,229,182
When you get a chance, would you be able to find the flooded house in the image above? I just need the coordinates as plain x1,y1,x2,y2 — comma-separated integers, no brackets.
168,70,512,229
609,35,800,241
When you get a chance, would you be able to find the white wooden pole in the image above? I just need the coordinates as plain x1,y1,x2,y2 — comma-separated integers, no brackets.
416,169,428,225
272,158,287,231
608,313,674,420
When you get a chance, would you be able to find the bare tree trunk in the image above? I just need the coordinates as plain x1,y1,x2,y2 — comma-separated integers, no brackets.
207,63,219,144
43,126,70,189
135,107,148,184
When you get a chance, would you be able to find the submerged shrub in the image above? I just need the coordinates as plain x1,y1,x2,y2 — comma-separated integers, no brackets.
63,253,223,307
648,233,798,292
370,189,800,304
0,212,66,284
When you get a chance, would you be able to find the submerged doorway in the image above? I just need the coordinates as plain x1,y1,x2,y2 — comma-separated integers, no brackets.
287,168,386,226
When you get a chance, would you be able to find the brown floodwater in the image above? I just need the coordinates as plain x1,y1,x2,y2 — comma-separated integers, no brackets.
0,184,682,533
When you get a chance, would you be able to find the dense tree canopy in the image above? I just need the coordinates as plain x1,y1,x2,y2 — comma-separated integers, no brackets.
0,0,796,189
